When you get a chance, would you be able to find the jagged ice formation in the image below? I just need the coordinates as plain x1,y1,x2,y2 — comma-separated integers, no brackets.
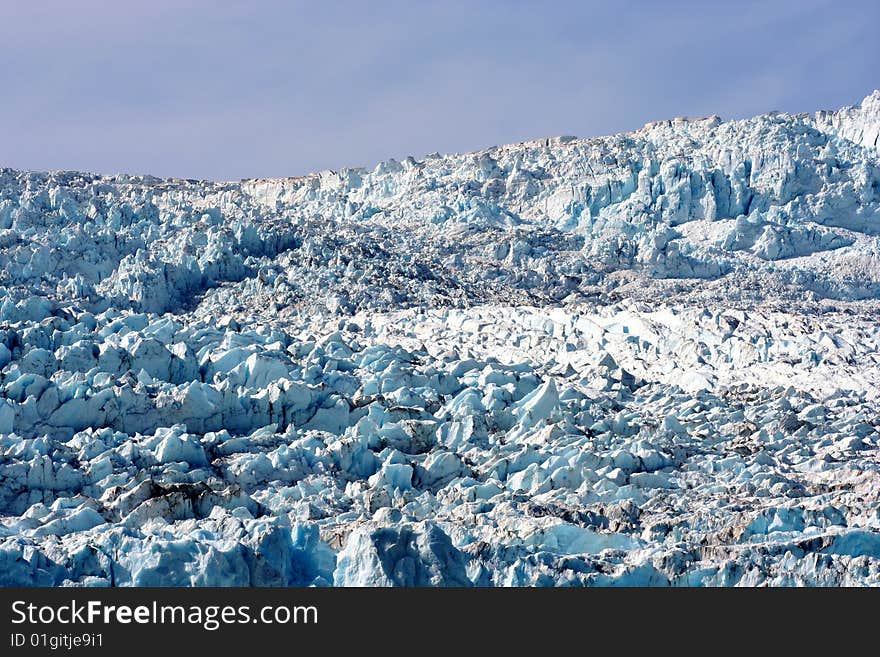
1,92,880,586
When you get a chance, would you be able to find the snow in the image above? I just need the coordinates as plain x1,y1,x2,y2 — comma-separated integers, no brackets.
1,92,880,586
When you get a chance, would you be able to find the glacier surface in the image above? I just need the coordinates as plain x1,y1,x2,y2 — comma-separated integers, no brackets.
1,93,880,586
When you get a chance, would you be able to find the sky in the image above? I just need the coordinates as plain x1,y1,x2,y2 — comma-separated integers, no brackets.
0,0,877,181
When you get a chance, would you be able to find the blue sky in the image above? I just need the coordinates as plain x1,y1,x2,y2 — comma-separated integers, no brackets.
1,1,877,181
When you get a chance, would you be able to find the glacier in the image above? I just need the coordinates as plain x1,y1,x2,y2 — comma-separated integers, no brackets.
1,92,880,586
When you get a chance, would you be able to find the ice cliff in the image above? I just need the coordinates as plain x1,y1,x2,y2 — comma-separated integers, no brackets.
1,92,880,586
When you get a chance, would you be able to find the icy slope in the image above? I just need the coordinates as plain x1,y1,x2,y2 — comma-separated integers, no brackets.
1,93,880,586
2,92,880,317
815,90,880,155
